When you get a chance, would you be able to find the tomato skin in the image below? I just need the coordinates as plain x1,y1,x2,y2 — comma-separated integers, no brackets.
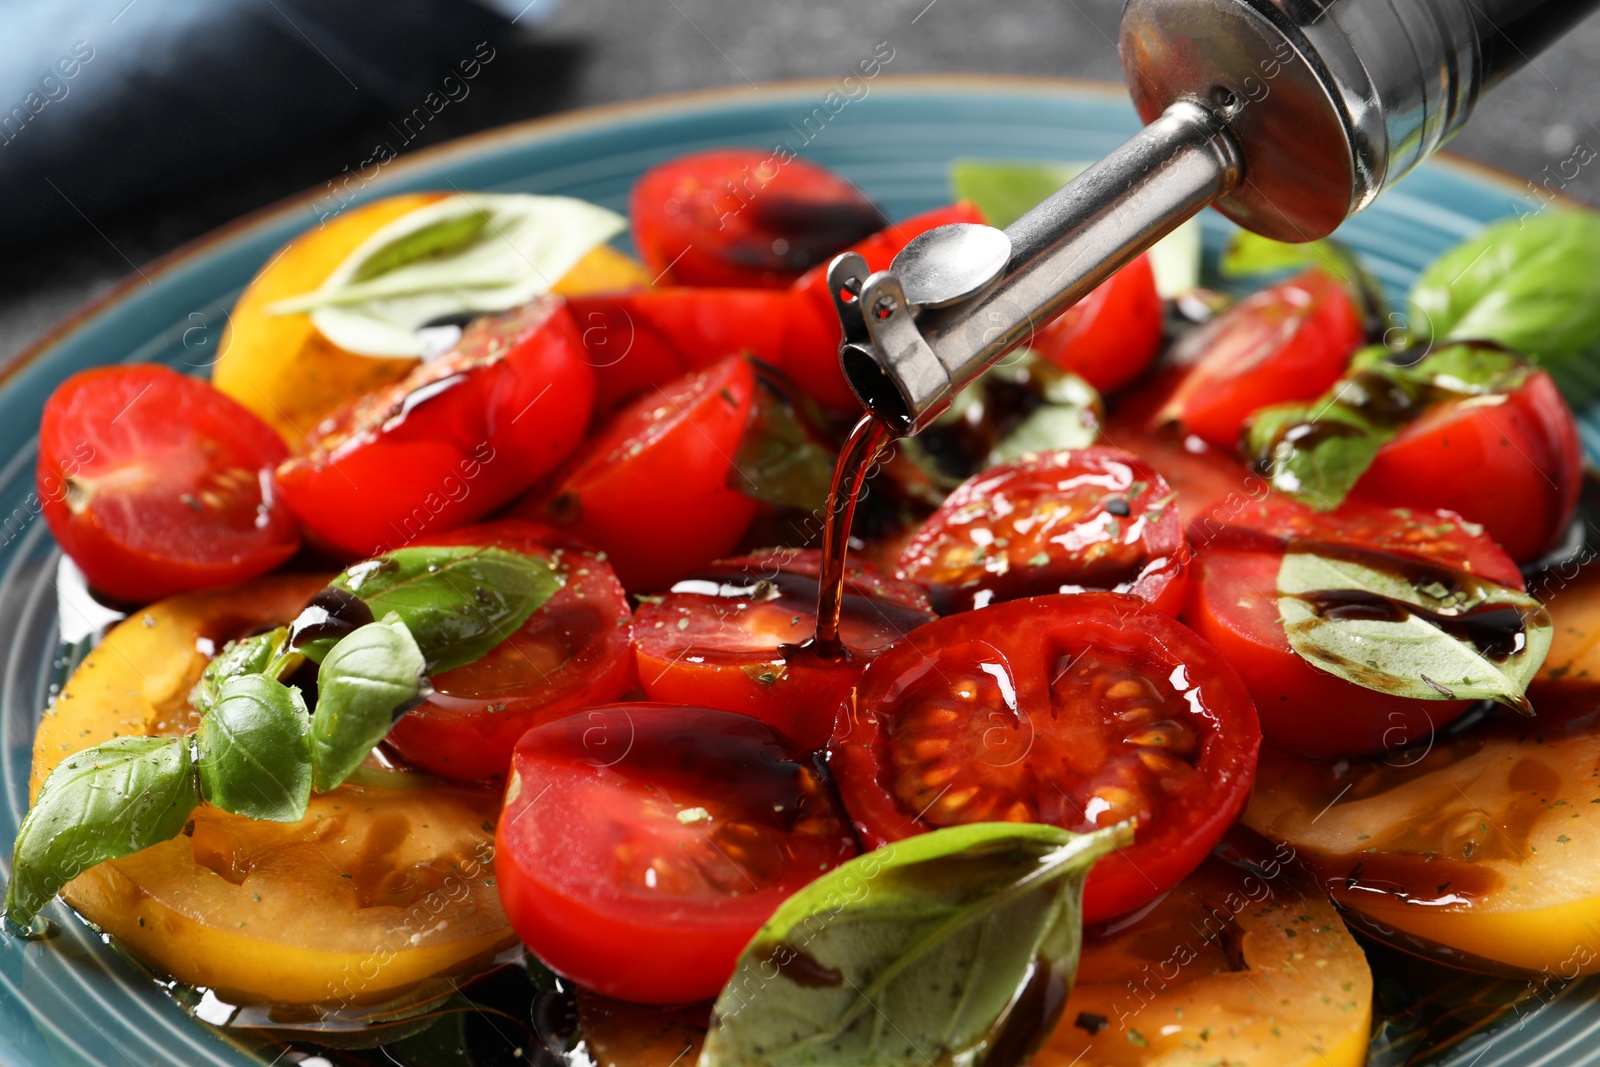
896,448,1189,616
275,298,594,559
1033,254,1164,394
496,704,859,1003
1351,369,1581,562
785,202,988,412
828,593,1260,922
38,364,299,602
386,520,635,781
1183,544,1474,757
630,148,884,289
1158,269,1363,449
531,355,759,592
565,288,792,414
633,549,935,749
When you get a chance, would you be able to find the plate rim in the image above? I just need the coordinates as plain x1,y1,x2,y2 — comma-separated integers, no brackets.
5,73,1592,395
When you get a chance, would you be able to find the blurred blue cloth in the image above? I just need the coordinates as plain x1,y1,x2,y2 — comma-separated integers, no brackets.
0,0,514,245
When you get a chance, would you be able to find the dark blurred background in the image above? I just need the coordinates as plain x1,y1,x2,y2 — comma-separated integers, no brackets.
2,0,1598,366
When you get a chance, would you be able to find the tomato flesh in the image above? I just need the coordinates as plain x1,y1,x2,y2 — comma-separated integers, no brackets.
633,549,935,749
785,202,987,411
1352,369,1582,562
565,288,792,415
530,355,759,592
275,297,594,559
38,364,299,603
497,704,859,1003
1158,269,1363,449
386,520,636,781
829,593,1260,922
629,148,884,289
896,447,1188,616
1034,254,1164,395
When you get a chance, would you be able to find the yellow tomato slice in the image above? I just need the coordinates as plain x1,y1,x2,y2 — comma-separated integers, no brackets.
1246,560,1600,977
32,574,515,1009
1035,850,1372,1067
214,196,649,451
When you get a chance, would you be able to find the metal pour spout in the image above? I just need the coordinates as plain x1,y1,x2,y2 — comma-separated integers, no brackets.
834,0,1600,438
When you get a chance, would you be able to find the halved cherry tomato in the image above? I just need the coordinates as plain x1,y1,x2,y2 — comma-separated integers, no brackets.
785,202,988,412
529,355,758,592
275,297,593,559
630,148,884,289
896,448,1188,616
1157,269,1363,449
38,364,299,603
497,704,859,1003
1033,254,1164,395
386,520,635,781
633,549,935,749
829,593,1260,922
1351,368,1582,562
565,288,791,414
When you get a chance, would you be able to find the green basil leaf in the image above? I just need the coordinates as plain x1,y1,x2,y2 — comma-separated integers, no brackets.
948,159,1199,296
196,674,312,823
984,367,1102,466
1409,212,1600,368
1246,402,1391,511
190,627,299,715
732,374,838,511
310,614,427,793
700,821,1130,1067
331,545,561,673
4,737,199,927
1277,547,1552,710
266,194,625,357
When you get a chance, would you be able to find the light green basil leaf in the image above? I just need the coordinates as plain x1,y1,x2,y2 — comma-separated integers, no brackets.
732,374,838,511
331,545,561,673
1352,341,1531,396
310,614,427,793
1246,402,1390,511
5,737,199,927
1409,212,1600,368
949,159,1199,296
190,627,300,716
267,194,625,357
196,674,312,822
700,821,1130,1067
985,368,1102,466
1277,548,1551,710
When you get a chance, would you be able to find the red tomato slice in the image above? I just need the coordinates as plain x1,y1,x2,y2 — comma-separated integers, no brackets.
1157,269,1363,449
386,520,635,781
896,448,1189,616
828,593,1260,923
529,355,758,592
1351,369,1582,562
785,202,988,412
1183,542,1477,758
497,704,859,1003
565,288,791,414
1033,254,1164,394
274,298,593,559
38,364,299,603
633,549,936,749
629,148,885,289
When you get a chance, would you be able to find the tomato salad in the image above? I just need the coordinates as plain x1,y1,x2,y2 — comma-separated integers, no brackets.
7,152,1600,1067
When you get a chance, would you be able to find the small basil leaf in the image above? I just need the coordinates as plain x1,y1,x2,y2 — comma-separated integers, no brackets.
948,159,1199,296
196,674,312,823
1246,402,1390,511
310,614,427,792
732,373,838,511
266,193,626,358
4,737,199,927
984,368,1102,466
1410,212,1600,369
700,821,1130,1067
191,627,297,715
333,545,561,673
1277,547,1552,711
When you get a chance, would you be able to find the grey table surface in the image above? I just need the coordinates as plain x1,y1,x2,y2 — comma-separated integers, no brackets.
2,0,1598,368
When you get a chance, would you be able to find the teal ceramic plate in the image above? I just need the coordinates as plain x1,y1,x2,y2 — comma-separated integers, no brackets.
0,77,1595,1067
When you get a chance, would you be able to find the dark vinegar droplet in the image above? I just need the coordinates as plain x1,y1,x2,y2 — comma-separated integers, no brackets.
287,587,375,652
